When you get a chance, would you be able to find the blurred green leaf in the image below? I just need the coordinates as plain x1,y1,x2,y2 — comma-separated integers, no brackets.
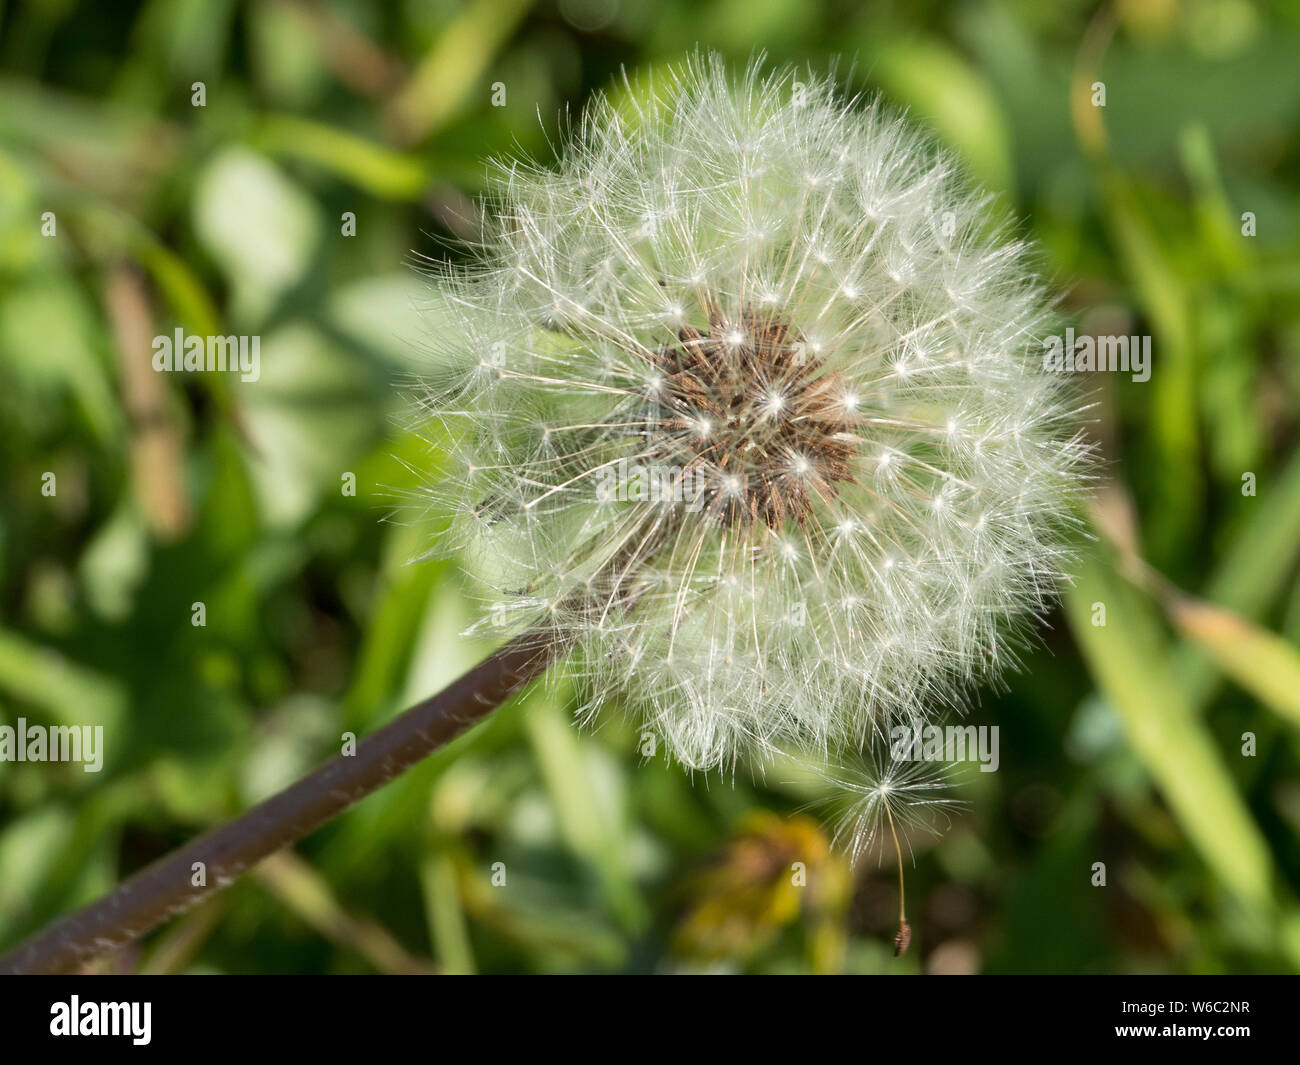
238,322,384,528
192,148,321,322
388,0,537,144
254,115,429,201
1168,597,1300,731
522,687,646,931
1065,547,1275,915
867,39,1014,193
1177,448,1300,710
0,270,121,443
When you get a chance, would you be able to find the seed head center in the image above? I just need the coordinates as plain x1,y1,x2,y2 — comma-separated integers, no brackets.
649,307,859,528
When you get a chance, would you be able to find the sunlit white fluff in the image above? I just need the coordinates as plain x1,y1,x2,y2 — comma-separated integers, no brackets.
814,756,964,868
418,54,1088,773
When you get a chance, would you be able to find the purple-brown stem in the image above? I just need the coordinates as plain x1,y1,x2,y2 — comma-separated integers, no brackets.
0,628,558,975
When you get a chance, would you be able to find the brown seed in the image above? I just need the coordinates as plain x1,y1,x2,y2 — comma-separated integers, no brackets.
649,307,859,529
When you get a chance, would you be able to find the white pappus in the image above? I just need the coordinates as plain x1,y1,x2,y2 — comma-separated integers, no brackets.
416,54,1089,794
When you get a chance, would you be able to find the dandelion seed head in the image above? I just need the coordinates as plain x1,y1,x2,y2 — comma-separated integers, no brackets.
418,53,1089,772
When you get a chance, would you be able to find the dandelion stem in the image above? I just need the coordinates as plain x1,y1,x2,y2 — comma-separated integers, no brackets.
0,626,560,975
885,803,912,956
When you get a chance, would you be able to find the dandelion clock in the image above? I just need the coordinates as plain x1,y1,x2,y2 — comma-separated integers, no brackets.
422,55,1085,772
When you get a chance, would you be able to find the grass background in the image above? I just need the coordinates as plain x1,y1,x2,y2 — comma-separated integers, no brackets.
2,0,1299,973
